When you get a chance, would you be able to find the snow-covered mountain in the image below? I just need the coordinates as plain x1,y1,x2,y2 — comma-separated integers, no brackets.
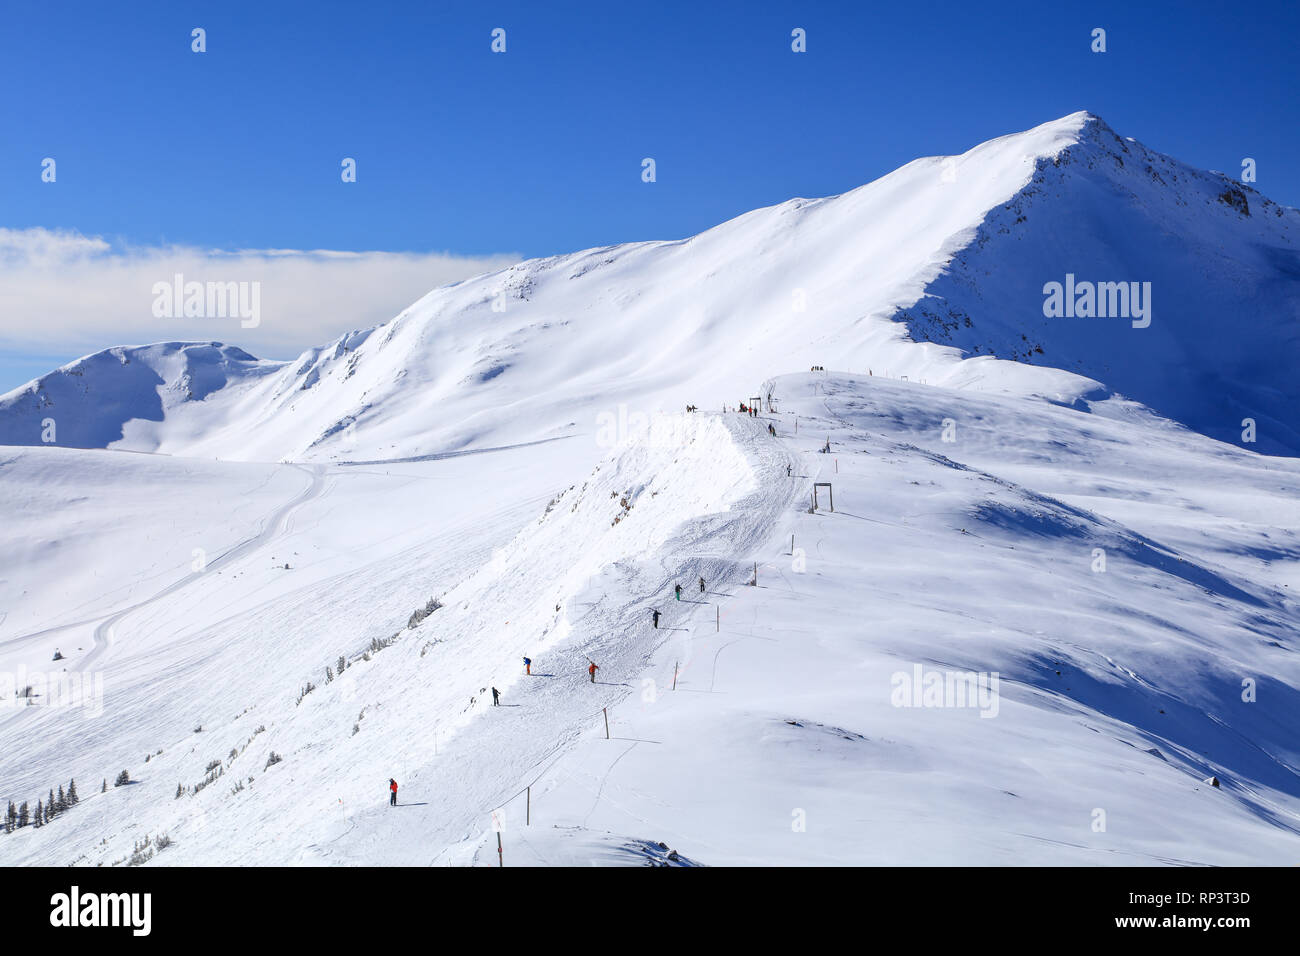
2,113,1298,867
3,111,1297,460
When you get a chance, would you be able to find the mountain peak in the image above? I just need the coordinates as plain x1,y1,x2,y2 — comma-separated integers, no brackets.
2,114,1296,459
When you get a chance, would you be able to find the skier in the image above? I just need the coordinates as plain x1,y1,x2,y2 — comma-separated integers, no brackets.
389,778,398,807
675,583,682,601
768,423,775,436
588,661,599,683
652,609,661,628
699,576,705,593
786,464,792,477
492,687,500,706
523,656,531,675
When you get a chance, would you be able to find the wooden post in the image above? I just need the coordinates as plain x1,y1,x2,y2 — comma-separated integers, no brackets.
673,662,678,690
497,831,503,867
791,533,795,555
603,707,609,739
835,457,838,473
526,787,530,826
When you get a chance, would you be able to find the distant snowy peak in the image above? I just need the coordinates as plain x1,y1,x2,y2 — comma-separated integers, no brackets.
0,343,282,450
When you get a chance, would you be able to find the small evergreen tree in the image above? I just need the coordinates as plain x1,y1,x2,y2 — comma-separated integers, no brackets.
47,789,56,819
56,785,66,812
4,801,13,833
101,778,107,793
67,779,78,805
114,770,130,787
176,783,183,799
17,802,29,828
33,800,42,829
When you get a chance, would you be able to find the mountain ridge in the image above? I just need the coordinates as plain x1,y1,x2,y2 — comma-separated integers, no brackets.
2,111,1296,458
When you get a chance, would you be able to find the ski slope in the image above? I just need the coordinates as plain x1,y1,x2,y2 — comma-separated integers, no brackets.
3,372,1298,865
1,112,1298,866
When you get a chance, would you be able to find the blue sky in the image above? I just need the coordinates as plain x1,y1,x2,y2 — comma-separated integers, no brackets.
1,0,1297,389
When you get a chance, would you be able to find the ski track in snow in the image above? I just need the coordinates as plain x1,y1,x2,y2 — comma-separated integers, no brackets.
81,465,326,670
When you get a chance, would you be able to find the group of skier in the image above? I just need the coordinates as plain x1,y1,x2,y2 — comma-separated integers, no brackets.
389,387,802,805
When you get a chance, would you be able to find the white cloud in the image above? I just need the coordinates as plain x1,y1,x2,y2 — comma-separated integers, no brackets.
0,227,519,362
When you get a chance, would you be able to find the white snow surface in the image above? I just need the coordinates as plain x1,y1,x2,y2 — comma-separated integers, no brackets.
1,113,1298,866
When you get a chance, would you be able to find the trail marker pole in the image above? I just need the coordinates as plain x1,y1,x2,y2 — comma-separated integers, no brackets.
791,533,795,555
526,787,531,826
603,707,610,739
835,458,838,473
497,832,503,867
673,662,678,690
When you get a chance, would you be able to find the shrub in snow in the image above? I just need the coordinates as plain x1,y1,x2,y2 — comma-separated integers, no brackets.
407,597,443,629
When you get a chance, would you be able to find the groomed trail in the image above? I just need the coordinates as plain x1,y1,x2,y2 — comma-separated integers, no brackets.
306,411,805,865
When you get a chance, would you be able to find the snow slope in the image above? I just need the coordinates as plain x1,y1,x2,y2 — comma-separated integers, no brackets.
459,374,1300,866
2,373,1298,865
2,112,1297,867
2,112,1295,461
